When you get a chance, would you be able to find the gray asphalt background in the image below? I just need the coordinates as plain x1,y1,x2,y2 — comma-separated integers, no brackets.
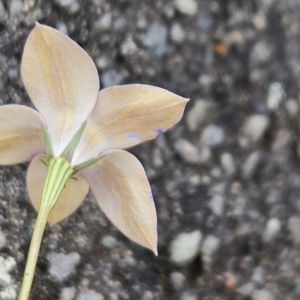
1,0,300,299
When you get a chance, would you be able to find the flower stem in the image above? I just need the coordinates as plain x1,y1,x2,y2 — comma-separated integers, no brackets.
18,156,74,300
17,205,50,300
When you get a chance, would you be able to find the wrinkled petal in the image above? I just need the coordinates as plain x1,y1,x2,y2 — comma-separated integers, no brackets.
72,84,189,165
27,154,89,225
82,149,157,253
21,23,99,155
0,105,45,165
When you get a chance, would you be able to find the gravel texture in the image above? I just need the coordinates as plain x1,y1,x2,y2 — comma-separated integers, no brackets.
1,0,300,299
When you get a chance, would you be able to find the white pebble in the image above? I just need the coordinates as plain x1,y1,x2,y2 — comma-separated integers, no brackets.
241,151,261,178
174,139,211,165
170,231,202,264
60,287,76,300
170,272,186,290
101,235,118,249
120,37,138,56
262,218,281,242
0,256,16,285
170,22,186,44
267,82,285,111
9,0,23,16
187,100,211,131
47,252,81,281
209,194,225,216
252,289,274,300
94,13,112,31
250,41,272,66
236,282,256,297
77,290,104,300
0,230,6,249
143,23,168,56
221,152,236,175
175,0,198,16
201,125,225,147
285,98,298,118
142,291,154,300
241,115,269,146
201,235,220,265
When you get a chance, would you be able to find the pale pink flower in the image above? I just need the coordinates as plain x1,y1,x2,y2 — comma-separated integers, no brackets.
0,23,188,253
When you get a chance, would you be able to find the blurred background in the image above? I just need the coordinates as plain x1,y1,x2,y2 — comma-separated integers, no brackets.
1,0,300,299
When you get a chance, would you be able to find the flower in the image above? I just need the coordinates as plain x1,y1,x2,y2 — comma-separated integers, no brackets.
0,23,188,254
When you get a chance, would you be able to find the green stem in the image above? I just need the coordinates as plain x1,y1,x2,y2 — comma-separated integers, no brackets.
17,205,50,300
18,157,74,300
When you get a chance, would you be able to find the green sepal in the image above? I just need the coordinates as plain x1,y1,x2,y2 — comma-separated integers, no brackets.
40,157,74,211
61,122,87,161
43,128,53,158
73,156,103,174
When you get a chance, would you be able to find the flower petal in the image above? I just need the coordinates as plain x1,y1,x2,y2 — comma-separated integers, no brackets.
0,105,45,165
82,149,157,254
27,154,89,225
21,23,99,155
72,84,188,165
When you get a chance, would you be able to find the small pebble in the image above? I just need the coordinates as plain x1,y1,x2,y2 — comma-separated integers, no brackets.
221,152,236,175
174,139,211,164
267,82,285,111
142,291,154,300
60,287,76,300
251,267,265,287
272,129,291,151
241,151,261,178
120,37,138,56
262,218,281,242
180,291,197,300
209,194,225,216
94,13,112,31
170,22,186,44
250,41,272,66
55,0,75,6
252,289,274,300
197,14,213,31
236,282,256,297
240,115,269,146
9,0,22,16
201,235,220,265
0,285,17,300
200,124,225,147
77,290,104,300
164,5,175,19
170,231,202,264
175,0,198,16
0,230,6,249
285,98,298,118
187,100,211,131
102,235,118,249
143,23,168,56
170,272,186,290
47,252,81,281
55,0,79,12
0,256,16,285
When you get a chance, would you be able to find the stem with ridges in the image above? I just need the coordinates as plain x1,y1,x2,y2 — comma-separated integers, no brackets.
18,157,74,300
